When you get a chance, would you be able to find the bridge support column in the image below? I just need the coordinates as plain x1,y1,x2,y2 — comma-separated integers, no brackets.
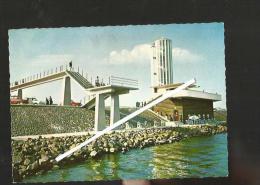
17,89,22,99
62,76,71,106
94,93,106,131
110,94,120,126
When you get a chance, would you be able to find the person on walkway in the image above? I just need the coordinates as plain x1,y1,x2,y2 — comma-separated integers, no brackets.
95,76,100,86
69,61,73,71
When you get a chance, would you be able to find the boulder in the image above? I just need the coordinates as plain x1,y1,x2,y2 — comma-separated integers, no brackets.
31,161,39,171
90,150,98,157
23,158,31,166
39,155,49,165
109,148,115,153
52,165,59,170
13,154,23,165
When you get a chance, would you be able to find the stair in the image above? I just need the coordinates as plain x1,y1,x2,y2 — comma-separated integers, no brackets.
81,96,96,109
81,95,110,109
146,109,169,122
66,71,93,89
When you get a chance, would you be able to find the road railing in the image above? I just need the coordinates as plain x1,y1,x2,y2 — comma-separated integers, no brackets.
109,75,138,89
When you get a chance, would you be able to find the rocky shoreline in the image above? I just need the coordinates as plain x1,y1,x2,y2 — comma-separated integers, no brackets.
12,124,227,182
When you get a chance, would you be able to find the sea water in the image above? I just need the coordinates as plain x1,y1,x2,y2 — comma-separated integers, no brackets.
23,133,228,182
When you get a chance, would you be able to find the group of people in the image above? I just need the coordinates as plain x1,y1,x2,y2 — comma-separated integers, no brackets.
46,96,53,105
136,101,147,108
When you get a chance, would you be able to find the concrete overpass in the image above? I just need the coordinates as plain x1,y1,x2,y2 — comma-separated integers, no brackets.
10,68,93,105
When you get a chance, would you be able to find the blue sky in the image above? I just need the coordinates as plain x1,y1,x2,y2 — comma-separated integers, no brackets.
9,23,226,108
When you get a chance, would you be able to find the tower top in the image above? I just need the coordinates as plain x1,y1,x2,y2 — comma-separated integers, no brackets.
150,37,173,87
154,37,171,42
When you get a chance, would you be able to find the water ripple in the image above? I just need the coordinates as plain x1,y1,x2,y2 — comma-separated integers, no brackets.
23,133,228,182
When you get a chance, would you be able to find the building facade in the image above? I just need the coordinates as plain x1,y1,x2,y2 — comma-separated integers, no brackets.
150,83,221,123
151,38,173,88
152,97,214,123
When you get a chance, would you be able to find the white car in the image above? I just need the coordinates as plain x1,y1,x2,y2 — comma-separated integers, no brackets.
32,98,39,105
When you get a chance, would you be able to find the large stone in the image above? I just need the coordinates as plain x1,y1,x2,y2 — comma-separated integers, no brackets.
18,165,27,176
39,155,49,165
23,158,31,166
13,154,23,165
90,150,98,157
52,165,59,170
31,161,39,171
109,148,115,153
33,145,40,152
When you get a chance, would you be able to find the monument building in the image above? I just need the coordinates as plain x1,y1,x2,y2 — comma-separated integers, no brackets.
149,38,221,123
151,37,173,88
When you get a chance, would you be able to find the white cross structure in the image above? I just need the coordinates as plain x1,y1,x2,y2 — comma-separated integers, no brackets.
55,78,196,162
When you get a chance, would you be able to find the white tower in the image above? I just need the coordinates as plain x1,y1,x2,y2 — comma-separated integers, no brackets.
151,37,173,87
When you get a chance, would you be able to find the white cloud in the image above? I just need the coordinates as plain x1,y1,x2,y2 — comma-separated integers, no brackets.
105,44,204,65
106,44,152,64
172,48,204,63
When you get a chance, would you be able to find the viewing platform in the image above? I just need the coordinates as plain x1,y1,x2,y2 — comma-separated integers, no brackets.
86,76,139,132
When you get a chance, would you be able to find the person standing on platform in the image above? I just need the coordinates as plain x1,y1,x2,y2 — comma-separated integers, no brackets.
69,61,73,71
95,76,100,87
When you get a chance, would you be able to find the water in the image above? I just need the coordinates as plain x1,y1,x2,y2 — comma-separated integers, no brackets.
23,133,228,183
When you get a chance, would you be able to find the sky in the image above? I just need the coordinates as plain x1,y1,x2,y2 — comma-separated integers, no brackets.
9,23,226,108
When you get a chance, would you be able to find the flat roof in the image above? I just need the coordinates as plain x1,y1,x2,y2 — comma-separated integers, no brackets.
152,83,197,90
150,89,221,102
86,84,138,95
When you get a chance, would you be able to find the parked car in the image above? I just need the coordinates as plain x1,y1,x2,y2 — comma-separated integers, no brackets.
71,101,81,107
27,97,39,105
32,98,39,105
10,96,28,104
10,96,22,104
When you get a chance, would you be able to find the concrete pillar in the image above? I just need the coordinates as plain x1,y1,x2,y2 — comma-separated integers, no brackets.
18,89,22,99
62,76,71,106
94,94,106,131
110,94,120,126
